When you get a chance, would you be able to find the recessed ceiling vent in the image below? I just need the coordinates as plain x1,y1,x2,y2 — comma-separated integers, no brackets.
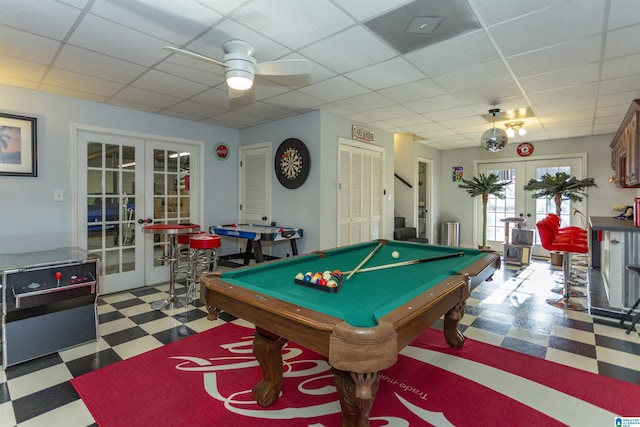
364,0,481,54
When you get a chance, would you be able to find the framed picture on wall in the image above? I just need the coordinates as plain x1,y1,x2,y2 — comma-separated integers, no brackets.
0,112,37,177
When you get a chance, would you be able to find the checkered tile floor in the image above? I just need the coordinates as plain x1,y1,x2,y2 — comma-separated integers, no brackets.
1,260,639,426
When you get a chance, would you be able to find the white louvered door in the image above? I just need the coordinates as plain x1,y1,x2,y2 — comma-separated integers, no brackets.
338,140,382,246
239,143,271,225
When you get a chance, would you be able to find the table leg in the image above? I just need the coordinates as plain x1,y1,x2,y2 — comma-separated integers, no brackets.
252,328,287,407
243,240,253,265
443,300,466,348
252,241,265,263
290,239,298,256
332,369,380,427
151,235,185,310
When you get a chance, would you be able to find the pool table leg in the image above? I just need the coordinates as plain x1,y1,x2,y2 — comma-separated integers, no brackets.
443,300,466,348
332,369,380,427
252,328,287,407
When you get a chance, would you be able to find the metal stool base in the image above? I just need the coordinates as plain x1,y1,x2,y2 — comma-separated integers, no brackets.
151,297,186,310
550,286,586,297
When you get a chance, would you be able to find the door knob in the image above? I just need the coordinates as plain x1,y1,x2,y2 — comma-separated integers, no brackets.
138,218,153,224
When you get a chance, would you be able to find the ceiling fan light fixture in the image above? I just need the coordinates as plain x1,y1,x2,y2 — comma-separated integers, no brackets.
518,127,527,136
506,126,515,138
226,73,253,90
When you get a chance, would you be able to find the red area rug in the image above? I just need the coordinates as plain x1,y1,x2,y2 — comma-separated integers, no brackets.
72,323,640,426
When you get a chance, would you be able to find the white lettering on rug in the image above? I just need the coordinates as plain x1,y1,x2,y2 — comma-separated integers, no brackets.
400,346,621,426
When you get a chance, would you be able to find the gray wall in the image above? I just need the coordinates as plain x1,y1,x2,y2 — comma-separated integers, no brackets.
0,84,239,253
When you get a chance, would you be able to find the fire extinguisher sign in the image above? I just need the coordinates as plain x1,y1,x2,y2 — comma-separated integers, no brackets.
215,143,230,161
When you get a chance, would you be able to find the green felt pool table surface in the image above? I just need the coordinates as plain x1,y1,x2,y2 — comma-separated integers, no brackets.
219,240,497,328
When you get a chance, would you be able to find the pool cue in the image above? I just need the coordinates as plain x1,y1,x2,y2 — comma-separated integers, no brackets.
344,252,465,275
346,240,387,280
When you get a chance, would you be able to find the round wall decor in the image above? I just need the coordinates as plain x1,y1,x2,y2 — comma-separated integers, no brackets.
274,138,310,189
517,142,534,157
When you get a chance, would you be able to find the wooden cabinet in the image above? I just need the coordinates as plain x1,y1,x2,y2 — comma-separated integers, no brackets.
610,99,640,187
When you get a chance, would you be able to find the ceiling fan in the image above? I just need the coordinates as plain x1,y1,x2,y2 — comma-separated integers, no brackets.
164,40,310,95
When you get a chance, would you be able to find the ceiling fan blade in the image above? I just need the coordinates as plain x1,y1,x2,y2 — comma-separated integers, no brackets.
255,59,310,76
163,46,225,68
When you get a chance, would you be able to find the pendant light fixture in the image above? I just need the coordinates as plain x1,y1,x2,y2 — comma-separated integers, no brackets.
480,108,508,152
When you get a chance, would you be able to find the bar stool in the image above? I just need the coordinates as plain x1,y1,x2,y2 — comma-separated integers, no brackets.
176,231,204,283
185,234,221,304
536,217,589,311
620,265,640,334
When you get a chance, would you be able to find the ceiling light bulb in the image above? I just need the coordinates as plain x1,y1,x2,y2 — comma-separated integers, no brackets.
518,127,527,136
227,75,253,90
506,126,515,138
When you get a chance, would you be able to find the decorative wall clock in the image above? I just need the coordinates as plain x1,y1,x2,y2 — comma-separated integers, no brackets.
517,142,534,157
274,138,310,189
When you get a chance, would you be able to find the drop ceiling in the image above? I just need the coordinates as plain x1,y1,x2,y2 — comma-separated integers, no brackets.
1,0,639,150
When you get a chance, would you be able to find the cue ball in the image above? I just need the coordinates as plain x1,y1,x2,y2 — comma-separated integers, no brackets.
392,251,400,259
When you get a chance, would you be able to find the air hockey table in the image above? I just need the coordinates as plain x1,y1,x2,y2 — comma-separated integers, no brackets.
209,223,303,267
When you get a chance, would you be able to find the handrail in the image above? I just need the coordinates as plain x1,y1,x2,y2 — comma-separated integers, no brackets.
394,173,412,188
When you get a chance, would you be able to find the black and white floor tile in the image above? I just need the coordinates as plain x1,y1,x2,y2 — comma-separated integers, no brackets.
1,259,639,426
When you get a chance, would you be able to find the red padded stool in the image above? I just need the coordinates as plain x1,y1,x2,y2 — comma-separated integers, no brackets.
536,218,589,311
185,234,221,304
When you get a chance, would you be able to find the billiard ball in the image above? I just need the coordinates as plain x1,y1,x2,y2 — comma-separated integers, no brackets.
295,272,305,280
392,251,400,259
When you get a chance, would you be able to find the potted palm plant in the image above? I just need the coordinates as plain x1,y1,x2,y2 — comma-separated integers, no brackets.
523,172,597,264
458,173,511,249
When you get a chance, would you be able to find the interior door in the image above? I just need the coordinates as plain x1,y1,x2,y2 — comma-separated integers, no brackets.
77,131,145,294
239,143,271,225
479,156,584,257
76,129,200,294
416,158,432,242
144,141,200,286
338,139,383,246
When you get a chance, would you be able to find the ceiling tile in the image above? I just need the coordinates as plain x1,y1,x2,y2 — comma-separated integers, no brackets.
68,14,169,66
433,60,512,92
334,92,395,112
405,94,464,114
132,69,209,98
377,78,446,103
489,1,605,57
56,45,147,84
0,0,81,40
605,24,640,59
0,56,47,82
89,0,224,44
113,86,182,109
165,99,227,118
298,76,369,102
44,68,125,96
346,57,425,90
601,53,640,80
405,29,499,78
507,35,602,79
300,26,397,74
231,0,354,50
519,63,600,93
0,26,61,64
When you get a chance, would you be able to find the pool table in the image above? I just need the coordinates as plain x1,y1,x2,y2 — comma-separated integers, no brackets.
200,240,500,426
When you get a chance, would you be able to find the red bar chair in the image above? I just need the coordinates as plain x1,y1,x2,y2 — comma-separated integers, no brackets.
185,234,221,304
545,214,589,290
536,219,589,311
176,231,205,283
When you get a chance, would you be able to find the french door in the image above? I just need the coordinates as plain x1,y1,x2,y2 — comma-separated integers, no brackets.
76,129,200,294
478,156,585,257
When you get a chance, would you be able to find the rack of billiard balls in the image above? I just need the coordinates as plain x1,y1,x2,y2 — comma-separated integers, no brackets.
294,270,344,293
